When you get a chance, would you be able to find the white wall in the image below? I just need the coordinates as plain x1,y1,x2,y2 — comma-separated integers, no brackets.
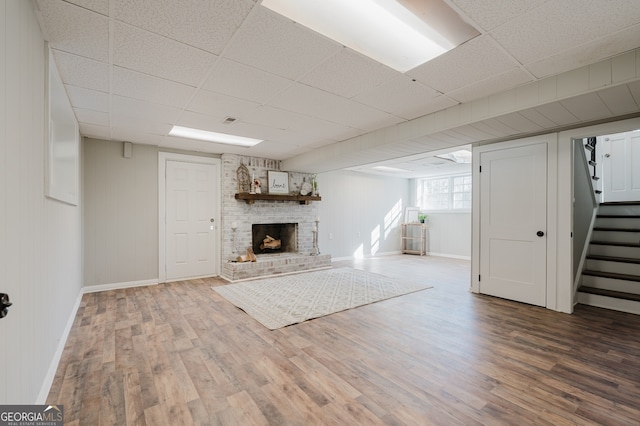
316,170,409,259
0,1,82,403
83,139,158,287
424,212,471,259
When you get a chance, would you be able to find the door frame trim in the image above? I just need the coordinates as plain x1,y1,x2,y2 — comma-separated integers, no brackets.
471,134,558,309
158,152,221,283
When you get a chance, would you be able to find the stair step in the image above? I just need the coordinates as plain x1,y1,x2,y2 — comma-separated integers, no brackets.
578,286,640,302
589,243,640,258
577,292,640,315
585,258,640,276
582,270,640,282
592,230,640,244
590,240,640,247
593,227,640,232
586,254,640,264
600,201,640,206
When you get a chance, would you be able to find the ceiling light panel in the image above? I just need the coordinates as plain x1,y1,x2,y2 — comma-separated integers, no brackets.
169,126,263,147
262,0,479,72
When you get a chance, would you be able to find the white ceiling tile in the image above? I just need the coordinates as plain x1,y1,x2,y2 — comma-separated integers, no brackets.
65,85,109,112
186,89,260,119
112,67,196,108
597,85,639,115
52,50,109,92
111,128,167,146
113,22,217,86
224,7,341,80
491,0,640,66
36,0,109,61
628,81,640,106
464,121,506,139
612,50,638,84
450,0,550,31
354,76,451,120
203,59,293,104
453,124,503,141
300,49,399,98
243,106,359,140
446,68,533,104
79,123,110,140
74,108,109,127
110,116,172,136
525,23,640,79
268,83,402,131
407,36,520,93
113,0,254,54
65,0,109,16
480,118,520,137
495,112,544,134
534,103,580,127
560,93,613,121
518,108,563,129
112,96,181,125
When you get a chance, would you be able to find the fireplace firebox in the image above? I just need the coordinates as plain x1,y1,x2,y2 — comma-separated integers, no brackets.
252,223,297,254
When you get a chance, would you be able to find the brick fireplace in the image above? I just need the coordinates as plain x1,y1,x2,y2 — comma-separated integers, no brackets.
220,154,331,281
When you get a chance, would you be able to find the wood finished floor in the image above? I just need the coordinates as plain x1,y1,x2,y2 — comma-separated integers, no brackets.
48,255,640,425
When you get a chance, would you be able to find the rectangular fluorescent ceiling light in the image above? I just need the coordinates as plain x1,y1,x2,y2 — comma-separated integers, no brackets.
262,0,479,72
169,126,262,147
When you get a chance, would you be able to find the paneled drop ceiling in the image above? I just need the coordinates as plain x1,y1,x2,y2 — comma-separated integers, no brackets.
33,0,640,175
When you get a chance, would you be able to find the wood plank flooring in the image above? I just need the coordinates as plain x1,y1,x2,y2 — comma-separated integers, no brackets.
47,255,640,425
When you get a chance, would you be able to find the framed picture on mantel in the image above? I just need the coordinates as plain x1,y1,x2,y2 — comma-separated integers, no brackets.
268,171,289,194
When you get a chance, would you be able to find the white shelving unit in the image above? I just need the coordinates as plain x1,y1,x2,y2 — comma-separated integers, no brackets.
401,223,428,255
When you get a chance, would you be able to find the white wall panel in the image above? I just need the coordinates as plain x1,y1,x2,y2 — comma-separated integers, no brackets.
0,1,82,403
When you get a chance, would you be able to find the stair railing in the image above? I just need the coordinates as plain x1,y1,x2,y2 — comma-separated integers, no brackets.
573,137,599,292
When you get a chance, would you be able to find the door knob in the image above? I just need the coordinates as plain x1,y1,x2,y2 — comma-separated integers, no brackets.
537,231,545,237
0,293,12,319
210,218,215,223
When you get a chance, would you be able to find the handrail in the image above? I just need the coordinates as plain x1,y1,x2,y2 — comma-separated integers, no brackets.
573,138,599,291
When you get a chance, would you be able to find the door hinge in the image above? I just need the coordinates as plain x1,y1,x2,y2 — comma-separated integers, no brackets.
479,165,482,173
478,274,481,282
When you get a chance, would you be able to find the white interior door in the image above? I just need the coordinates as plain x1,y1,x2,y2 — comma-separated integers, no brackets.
601,132,640,202
165,160,218,281
479,143,547,307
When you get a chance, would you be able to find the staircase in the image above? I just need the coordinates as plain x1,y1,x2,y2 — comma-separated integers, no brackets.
577,201,640,314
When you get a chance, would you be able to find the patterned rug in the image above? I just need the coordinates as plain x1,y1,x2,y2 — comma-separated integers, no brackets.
212,267,432,329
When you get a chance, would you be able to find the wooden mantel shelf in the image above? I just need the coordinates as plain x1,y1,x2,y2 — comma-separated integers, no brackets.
235,193,321,205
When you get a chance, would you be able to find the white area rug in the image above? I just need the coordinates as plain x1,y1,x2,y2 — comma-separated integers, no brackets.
212,267,432,329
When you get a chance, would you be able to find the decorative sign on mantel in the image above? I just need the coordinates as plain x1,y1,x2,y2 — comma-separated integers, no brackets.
268,171,289,194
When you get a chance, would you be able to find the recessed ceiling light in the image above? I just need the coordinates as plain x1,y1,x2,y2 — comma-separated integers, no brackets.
262,0,479,72
169,126,263,147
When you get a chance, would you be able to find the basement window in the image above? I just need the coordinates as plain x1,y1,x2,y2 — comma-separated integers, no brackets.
418,174,471,211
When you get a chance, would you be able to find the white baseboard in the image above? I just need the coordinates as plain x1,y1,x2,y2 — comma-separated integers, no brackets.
36,289,83,404
331,251,402,262
427,252,471,260
82,278,159,294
